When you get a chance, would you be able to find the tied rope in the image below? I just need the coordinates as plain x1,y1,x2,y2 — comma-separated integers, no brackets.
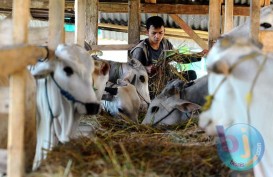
202,52,268,124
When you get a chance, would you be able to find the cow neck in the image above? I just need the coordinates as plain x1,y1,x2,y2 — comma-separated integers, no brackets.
50,73,85,105
202,52,268,125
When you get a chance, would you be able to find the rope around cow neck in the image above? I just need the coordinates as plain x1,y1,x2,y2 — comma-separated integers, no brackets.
202,52,268,125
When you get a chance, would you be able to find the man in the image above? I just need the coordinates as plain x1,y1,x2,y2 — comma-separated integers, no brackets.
130,16,173,75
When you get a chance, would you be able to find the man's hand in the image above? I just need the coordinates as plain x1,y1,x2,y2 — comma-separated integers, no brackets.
146,65,156,75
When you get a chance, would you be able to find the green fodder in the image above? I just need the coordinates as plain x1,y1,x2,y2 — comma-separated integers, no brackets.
149,51,204,99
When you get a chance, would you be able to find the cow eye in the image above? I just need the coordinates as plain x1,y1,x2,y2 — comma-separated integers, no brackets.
63,66,74,76
151,106,159,113
118,108,124,114
260,23,272,29
139,75,145,83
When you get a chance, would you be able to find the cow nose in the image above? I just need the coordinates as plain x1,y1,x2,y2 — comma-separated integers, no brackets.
85,103,100,115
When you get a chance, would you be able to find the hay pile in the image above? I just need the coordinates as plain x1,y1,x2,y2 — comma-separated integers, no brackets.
27,114,234,177
149,50,204,98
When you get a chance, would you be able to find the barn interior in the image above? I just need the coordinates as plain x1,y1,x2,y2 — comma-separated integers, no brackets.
0,0,272,177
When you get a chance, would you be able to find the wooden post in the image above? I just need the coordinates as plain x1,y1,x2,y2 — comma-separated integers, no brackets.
48,0,65,58
264,0,270,6
170,14,208,50
224,0,234,33
75,0,86,47
86,0,98,46
250,0,260,41
208,0,221,49
128,0,140,45
8,0,30,176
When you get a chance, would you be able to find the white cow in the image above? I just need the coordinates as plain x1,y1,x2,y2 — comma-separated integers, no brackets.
108,58,151,112
30,44,100,170
199,36,273,177
222,5,273,38
102,79,141,123
142,79,201,126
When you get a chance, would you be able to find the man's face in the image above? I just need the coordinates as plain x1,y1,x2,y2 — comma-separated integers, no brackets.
147,25,165,45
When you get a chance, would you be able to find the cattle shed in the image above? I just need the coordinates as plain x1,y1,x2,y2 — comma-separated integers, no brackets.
0,0,273,177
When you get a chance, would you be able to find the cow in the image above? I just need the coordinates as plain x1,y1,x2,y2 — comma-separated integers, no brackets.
222,5,273,38
199,36,273,177
92,59,110,100
142,79,201,126
108,58,151,112
29,44,100,170
141,75,208,126
102,79,141,123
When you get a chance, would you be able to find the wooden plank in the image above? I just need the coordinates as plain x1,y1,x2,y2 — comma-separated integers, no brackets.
128,0,140,45
0,1,261,16
0,87,9,114
8,0,30,176
99,23,209,40
0,45,48,77
259,31,273,52
169,14,208,50
264,0,270,6
91,44,136,50
208,0,221,49
75,0,86,47
250,0,260,41
48,0,65,59
145,0,156,3
140,4,209,14
224,0,234,33
86,0,98,45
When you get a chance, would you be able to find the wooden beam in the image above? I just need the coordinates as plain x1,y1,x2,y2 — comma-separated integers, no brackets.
0,45,48,77
98,23,209,40
250,0,260,41
8,0,30,176
141,4,209,14
91,44,136,50
169,14,208,50
264,0,270,6
75,0,86,47
86,0,98,45
48,0,65,59
128,0,140,45
224,0,234,33
0,87,9,115
0,1,267,16
208,0,221,49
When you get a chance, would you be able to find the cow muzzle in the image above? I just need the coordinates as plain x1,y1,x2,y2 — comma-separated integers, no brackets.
85,103,100,115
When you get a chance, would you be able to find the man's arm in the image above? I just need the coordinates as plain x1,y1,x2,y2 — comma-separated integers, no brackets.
131,48,147,66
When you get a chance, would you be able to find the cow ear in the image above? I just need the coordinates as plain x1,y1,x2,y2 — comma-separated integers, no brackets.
100,61,110,76
175,100,201,113
29,60,55,78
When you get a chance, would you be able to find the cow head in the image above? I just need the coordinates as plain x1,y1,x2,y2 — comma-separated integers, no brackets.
142,81,200,126
30,44,100,115
92,59,110,100
122,58,151,110
199,36,265,135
